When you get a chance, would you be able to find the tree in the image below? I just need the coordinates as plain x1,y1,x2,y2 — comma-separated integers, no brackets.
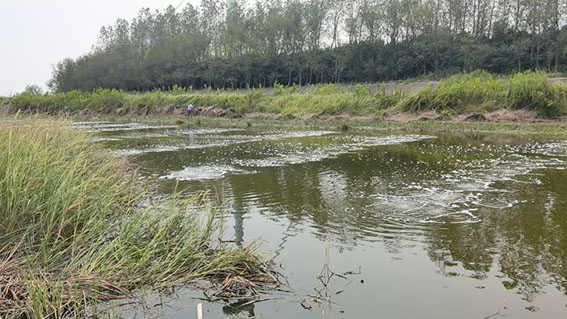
47,0,567,92
24,84,43,95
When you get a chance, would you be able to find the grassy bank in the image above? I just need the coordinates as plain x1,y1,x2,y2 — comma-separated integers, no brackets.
2,71,567,119
1,83,398,116
0,120,274,318
396,71,567,117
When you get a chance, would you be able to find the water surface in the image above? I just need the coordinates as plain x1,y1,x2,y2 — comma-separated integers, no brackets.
80,121,567,318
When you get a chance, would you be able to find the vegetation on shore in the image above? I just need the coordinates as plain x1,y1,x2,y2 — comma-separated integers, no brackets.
397,71,567,118
3,71,567,119
0,120,275,318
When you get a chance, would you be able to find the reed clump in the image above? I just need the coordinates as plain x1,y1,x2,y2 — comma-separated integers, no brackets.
397,70,567,117
398,70,506,114
0,120,276,318
508,71,567,117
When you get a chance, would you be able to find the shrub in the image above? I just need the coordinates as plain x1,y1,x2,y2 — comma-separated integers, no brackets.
354,84,371,96
88,88,124,110
315,83,343,95
508,71,564,117
430,71,505,112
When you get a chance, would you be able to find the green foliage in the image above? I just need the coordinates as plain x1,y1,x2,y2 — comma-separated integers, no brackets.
315,83,344,95
89,88,124,109
273,82,287,95
508,71,566,117
429,71,505,112
245,88,266,111
0,96,9,107
170,84,189,94
374,87,405,110
396,85,436,113
398,71,567,117
24,84,43,95
48,0,567,94
354,84,371,96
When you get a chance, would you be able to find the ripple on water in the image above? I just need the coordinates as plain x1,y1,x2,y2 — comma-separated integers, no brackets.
113,130,336,156
72,122,178,132
233,134,436,167
370,141,567,225
175,128,246,135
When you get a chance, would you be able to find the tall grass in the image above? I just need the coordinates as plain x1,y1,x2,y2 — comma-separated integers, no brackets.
4,71,567,118
397,70,567,117
1,84,402,117
0,120,272,318
508,71,567,117
398,71,506,114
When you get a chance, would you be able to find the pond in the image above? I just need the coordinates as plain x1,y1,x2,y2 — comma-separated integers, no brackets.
78,121,567,318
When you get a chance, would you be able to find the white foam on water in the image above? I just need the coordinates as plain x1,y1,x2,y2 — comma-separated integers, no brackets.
114,140,255,156
233,147,342,167
176,128,246,135
233,134,436,167
114,130,339,156
73,122,140,129
90,137,122,142
519,140,567,157
349,134,437,147
71,121,112,126
115,146,186,156
117,133,171,139
371,141,567,225
88,125,178,132
259,130,336,139
100,129,246,141
72,122,178,132
160,165,251,181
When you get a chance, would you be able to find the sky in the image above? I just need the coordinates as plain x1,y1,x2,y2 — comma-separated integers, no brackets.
0,0,199,96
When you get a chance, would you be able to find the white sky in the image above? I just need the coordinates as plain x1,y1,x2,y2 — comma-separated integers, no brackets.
0,0,199,96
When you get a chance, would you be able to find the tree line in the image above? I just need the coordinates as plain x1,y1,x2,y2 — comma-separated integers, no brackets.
49,0,567,92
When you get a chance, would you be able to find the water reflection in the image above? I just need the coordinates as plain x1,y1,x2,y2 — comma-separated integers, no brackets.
222,300,256,318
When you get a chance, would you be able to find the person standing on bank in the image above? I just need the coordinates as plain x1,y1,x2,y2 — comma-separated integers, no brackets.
187,103,194,116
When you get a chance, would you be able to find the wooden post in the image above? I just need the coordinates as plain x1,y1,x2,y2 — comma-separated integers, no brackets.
196,303,203,319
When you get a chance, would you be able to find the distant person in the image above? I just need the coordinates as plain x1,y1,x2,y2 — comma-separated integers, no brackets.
187,103,194,116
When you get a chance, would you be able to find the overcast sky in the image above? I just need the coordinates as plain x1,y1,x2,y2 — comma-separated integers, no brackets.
0,0,200,96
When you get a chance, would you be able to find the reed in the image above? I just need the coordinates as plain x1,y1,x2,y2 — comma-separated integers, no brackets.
396,70,567,117
0,120,274,318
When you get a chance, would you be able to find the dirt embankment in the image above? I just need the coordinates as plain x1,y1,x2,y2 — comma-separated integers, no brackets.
295,109,561,124
63,104,567,125
5,102,566,124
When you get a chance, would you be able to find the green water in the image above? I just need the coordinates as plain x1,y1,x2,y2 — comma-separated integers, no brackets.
79,121,567,318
